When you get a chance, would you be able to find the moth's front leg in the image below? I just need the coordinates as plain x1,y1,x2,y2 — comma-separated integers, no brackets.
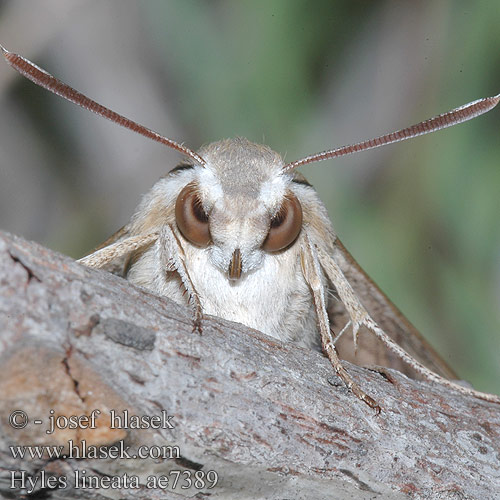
78,232,159,269
316,246,500,405
301,236,380,411
156,225,203,333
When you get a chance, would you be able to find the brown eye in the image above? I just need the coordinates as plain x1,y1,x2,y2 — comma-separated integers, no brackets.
175,182,211,247
262,193,302,252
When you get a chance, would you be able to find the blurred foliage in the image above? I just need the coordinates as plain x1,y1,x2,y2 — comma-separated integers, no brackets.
145,0,375,148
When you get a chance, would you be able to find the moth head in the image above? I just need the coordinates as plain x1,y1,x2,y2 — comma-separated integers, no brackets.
175,181,302,254
172,138,304,280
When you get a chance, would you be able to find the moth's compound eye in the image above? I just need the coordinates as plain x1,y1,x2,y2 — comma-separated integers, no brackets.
175,182,211,247
262,192,302,252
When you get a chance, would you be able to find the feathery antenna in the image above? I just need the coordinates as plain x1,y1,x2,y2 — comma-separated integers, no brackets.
284,93,500,171
0,45,206,166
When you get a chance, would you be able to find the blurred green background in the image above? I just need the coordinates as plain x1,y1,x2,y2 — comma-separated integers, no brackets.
0,0,499,393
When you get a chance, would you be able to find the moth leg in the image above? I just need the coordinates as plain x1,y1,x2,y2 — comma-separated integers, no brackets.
301,236,380,411
157,225,203,333
78,232,159,269
91,224,130,252
331,320,352,346
316,246,500,405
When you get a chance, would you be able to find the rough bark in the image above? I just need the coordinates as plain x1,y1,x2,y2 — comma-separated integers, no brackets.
0,230,498,500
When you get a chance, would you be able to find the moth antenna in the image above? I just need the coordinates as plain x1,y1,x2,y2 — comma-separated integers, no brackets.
284,92,500,171
0,45,206,166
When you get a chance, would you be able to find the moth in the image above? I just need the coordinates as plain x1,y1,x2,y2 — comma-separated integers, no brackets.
3,45,499,410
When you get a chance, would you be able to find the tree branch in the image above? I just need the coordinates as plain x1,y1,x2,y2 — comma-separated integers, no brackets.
0,230,498,499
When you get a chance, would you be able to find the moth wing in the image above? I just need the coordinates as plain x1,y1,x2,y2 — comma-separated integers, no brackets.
79,225,158,278
327,238,456,380
91,224,130,252
79,225,130,275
